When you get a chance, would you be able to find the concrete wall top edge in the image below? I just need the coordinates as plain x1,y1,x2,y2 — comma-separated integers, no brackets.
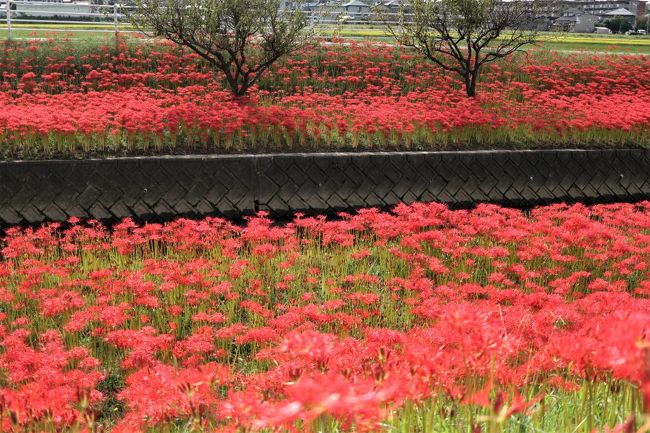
0,148,646,165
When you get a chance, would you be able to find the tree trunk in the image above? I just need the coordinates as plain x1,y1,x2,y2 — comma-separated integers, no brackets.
464,74,473,98
233,86,247,97
467,80,477,97
223,70,249,98
466,68,479,98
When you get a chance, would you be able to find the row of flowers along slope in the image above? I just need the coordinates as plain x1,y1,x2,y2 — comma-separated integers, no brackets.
0,38,648,158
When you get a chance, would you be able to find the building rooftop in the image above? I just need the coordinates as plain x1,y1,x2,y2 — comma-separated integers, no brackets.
342,0,367,6
384,0,407,5
603,7,636,15
556,15,580,22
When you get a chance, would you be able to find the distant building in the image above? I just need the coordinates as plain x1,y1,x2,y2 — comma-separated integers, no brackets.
380,0,410,15
10,0,94,18
535,0,648,32
602,6,637,25
639,1,648,16
563,0,645,18
302,1,322,11
552,8,601,31
341,0,370,14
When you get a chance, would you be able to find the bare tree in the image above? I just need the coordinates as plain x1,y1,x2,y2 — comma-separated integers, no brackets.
131,0,312,97
381,0,547,97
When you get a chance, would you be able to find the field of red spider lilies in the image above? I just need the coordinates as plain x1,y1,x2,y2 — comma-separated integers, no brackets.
0,202,649,432
0,38,649,158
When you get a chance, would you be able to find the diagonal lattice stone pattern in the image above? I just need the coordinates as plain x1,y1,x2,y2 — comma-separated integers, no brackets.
0,150,648,225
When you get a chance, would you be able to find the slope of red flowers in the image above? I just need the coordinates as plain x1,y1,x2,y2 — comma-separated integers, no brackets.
0,39,648,158
0,202,649,431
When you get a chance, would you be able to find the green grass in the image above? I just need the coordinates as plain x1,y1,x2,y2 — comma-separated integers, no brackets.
2,24,650,52
316,26,650,53
0,28,139,42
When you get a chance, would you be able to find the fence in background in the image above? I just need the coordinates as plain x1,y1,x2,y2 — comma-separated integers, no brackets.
0,1,405,40
0,1,136,39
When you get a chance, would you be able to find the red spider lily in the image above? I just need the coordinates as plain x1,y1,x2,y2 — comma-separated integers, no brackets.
0,201,649,431
0,40,647,156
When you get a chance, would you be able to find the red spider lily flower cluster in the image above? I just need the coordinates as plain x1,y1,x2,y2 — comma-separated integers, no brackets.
0,39,648,158
0,201,649,432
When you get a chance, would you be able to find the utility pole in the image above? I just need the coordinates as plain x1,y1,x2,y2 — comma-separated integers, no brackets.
6,0,12,41
114,2,119,50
